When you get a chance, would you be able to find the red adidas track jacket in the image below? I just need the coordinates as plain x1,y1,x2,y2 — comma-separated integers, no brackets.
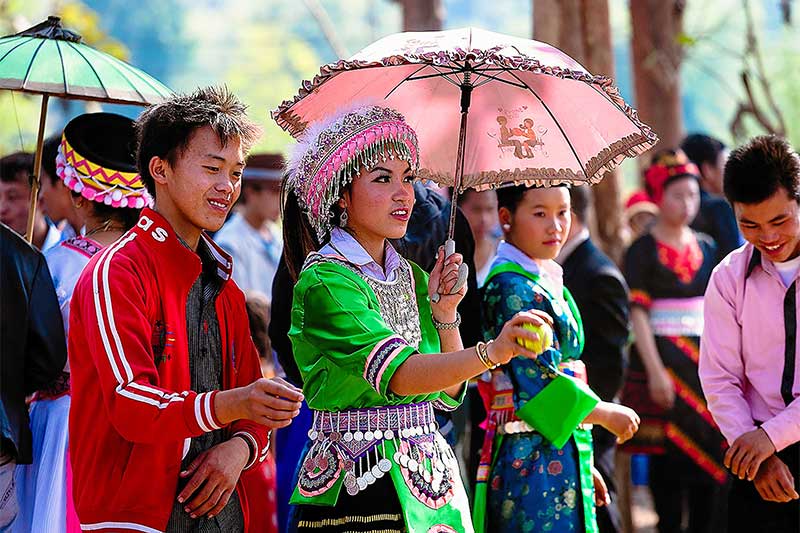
68,208,270,532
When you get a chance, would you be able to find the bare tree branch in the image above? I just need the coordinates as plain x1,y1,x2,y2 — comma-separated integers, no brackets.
729,0,787,139
302,0,350,59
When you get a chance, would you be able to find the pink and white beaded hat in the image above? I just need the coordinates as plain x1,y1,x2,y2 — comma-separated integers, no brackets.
56,112,152,210
286,104,420,240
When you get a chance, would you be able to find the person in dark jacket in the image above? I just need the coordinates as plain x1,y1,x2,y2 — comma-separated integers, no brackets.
0,222,67,528
682,134,743,260
556,186,631,533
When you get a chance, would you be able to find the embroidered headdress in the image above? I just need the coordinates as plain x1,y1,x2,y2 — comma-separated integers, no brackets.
644,149,700,205
624,190,659,220
56,112,152,209
286,104,420,240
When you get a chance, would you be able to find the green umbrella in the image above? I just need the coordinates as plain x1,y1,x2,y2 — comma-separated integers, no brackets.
0,16,172,242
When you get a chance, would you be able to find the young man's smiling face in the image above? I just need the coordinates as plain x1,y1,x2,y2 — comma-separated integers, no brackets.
151,126,245,246
734,186,800,262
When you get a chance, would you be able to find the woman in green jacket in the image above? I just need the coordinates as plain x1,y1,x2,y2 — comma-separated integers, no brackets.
282,104,548,533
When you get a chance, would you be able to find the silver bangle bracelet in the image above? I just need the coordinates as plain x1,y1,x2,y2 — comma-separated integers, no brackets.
432,312,461,330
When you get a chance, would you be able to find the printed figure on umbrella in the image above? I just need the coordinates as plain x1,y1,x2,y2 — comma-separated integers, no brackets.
492,107,548,160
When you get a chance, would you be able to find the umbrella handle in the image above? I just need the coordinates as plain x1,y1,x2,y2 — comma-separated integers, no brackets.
431,239,469,303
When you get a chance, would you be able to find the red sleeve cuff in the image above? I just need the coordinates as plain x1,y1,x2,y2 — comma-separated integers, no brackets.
193,390,225,432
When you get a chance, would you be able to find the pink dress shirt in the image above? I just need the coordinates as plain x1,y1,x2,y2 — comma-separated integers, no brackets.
699,243,800,451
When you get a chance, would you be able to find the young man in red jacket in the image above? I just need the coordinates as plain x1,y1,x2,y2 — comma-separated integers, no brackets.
68,87,304,533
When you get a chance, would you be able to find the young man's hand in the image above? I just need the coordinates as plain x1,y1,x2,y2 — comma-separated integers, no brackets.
177,437,250,519
753,455,799,503
215,377,304,427
724,427,776,480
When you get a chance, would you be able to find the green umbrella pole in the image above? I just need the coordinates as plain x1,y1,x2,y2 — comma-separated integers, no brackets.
25,94,49,243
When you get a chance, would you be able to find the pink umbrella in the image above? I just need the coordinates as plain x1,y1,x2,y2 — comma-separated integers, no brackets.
273,27,657,292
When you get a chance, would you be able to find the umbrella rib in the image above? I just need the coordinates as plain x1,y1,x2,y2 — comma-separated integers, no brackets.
66,41,109,99
506,69,590,181
469,69,527,89
0,36,32,64
21,39,47,89
79,44,147,101
95,49,148,102
54,40,68,94
405,70,461,84
101,50,164,101
384,64,428,100
429,64,465,86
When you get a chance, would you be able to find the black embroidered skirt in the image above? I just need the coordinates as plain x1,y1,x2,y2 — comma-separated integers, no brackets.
291,474,406,533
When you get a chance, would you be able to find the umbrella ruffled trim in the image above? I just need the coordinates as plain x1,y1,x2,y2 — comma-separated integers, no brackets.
417,131,654,190
271,45,658,154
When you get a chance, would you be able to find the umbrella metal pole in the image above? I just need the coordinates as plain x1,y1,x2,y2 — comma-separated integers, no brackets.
25,94,49,243
447,81,473,241
435,81,472,299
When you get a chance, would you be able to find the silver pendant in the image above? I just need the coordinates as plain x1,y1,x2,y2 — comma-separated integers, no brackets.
379,458,393,472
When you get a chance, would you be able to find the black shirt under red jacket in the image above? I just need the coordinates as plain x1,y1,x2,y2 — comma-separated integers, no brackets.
68,209,269,533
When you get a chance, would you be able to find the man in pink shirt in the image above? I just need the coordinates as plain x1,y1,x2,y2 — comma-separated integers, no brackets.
699,135,800,532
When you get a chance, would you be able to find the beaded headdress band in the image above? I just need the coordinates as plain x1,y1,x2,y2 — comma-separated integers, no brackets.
57,138,152,209
287,104,420,241
644,160,700,205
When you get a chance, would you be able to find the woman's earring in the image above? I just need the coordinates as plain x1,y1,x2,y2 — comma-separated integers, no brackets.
502,223,511,231
339,208,348,227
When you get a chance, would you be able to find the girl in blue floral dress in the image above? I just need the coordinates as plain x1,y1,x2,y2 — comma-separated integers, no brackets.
478,185,640,533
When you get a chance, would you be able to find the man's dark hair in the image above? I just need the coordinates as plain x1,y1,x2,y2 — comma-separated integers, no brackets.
134,86,262,197
681,133,725,171
568,185,592,225
0,152,34,184
41,134,62,185
724,135,800,205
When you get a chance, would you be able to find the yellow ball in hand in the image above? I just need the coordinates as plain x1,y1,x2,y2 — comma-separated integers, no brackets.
516,322,553,354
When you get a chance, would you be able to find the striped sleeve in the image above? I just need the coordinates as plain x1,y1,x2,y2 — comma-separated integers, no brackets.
293,265,417,399
72,234,224,443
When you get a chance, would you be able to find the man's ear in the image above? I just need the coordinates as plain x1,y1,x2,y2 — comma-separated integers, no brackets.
149,156,169,187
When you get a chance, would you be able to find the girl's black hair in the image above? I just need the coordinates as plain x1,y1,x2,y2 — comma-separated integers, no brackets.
496,183,568,213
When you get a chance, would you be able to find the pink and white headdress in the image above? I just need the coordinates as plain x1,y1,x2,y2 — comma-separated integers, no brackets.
286,104,420,240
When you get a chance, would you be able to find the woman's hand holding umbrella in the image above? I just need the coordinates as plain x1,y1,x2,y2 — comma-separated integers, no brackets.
428,245,468,320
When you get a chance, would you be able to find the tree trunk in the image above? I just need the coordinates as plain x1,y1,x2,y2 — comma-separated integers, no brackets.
630,0,685,150
533,0,625,262
398,0,444,31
